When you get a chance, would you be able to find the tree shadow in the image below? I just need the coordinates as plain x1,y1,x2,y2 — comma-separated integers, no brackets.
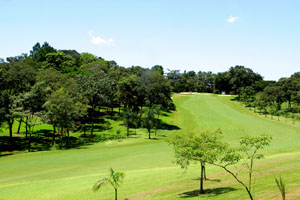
230,96,240,101
157,121,180,130
179,187,237,198
0,118,116,156
192,178,221,182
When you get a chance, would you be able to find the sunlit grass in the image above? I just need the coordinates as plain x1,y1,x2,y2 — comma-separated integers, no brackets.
1,94,300,199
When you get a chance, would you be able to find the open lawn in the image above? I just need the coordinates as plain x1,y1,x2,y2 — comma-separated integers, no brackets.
1,94,300,200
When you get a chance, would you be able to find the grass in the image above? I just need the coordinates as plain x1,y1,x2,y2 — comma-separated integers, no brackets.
1,94,300,199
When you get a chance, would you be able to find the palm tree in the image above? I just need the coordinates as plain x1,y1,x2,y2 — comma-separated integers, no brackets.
93,168,125,200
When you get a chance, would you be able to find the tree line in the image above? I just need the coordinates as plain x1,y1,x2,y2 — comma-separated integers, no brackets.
167,65,300,122
1,41,300,151
0,42,174,151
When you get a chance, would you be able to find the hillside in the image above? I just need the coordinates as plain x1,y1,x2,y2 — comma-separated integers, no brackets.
1,94,300,200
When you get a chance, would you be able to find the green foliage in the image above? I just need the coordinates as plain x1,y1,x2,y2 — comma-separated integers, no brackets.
216,134,272,200
168,130,224,168
43,88,87,129
43,51,77,73
30,42,56,62
168,130,225,193
79,52,98,65
151,65,164,75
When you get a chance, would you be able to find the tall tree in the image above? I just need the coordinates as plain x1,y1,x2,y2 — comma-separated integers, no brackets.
30,42,56,62
0,62,36,138
142,107,155,139
43,88,86,149
122,108,138,137
76,72,112,136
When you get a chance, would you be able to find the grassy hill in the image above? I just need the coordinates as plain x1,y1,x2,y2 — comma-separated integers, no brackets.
1,94,300,200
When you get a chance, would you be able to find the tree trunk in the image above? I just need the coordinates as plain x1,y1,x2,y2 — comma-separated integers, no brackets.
140,106,143,124
52,125,56,146
115,188,118,200
67,128,70,149
127,126,129,137
249,157,254,195
200,162,204,194
8,120,13,139
60,128,63,149
91,121,94,137
83,125,86,137
28,125,31,152
17,119,22,134
25,117,28,139
204,165,207,180
148,128,151,139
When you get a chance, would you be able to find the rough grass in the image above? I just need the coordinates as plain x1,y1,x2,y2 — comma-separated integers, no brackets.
1,94,300,199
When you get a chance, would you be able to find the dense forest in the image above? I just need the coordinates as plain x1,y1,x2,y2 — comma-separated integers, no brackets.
1,42,300,152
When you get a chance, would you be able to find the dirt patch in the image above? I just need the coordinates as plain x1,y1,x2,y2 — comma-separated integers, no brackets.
128,184,182,200
12,133,23,136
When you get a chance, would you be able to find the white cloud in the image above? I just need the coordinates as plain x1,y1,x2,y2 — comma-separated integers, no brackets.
88,31,114,46
227,16,240,23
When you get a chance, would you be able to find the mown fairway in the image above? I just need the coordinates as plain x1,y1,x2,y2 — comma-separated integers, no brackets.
1,94,300,200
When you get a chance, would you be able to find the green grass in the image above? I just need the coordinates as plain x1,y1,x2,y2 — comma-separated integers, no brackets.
1,94,300,199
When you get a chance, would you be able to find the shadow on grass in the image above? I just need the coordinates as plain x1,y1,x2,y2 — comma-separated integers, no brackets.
0,118,118,157
179,187,237,198
0,110,179,156
192,178,221,183
157,121,180,130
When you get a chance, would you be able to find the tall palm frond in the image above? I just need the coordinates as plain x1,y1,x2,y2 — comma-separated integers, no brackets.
93,178,112,191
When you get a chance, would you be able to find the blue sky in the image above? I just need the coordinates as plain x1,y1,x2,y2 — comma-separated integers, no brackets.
1,0,299,80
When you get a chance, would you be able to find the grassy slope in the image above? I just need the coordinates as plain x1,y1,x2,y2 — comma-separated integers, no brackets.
1,94,300,200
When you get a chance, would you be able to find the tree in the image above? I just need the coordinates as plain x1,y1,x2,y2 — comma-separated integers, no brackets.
142,107,155,139
240,86,256,107
119,75,139,110
153,104,161,136
214,72,231,94
210,134,272,200
16,82,50,150
30,42,56,62
93,168,125,200
43,88,87,149
79,52,98,65
262,85,285,112
197,71,215,93
76,72,112,136
0,62,36,139
169,131,272,199
151,65,164,75
43,51,76,73
228,66,263,97
168,130,224,194
122,108,138,137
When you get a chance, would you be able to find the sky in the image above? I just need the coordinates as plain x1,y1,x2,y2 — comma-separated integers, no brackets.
0,0,299,80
